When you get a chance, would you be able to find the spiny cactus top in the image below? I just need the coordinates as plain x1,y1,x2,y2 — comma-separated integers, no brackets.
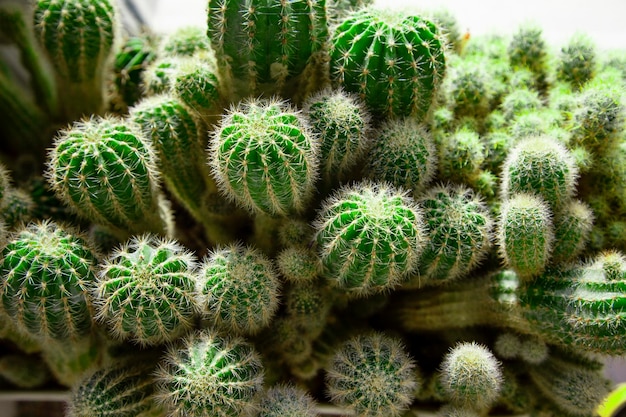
0,220,99,341
154,329,264,417
314,181,425,296
207,0,329,97
209,98,319,216
329,6,446,119
325,332,418,417
94,234,199,346
32,0,117,82
46,116,170,237
257,384,319,417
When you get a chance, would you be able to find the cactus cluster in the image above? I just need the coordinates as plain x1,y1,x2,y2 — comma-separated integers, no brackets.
1,0,626,416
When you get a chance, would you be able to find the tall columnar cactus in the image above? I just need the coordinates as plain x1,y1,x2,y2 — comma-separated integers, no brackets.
365,118,437,195
209,98,319,216
206,0,329,100
329,6,446,119
314,181,426,296
46,116,173,238
496,193,554,279
500,135,579,212
0,220,99,341
196,243,281,336
325,332,418,417
414,184,493,285
154,329,264,417
94,234,199,346
67,363,159,417
439,342,503,412
32,0,117,119
302,88,371,189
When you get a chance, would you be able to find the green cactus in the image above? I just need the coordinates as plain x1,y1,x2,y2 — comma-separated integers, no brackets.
172,55,223,121
154,329,264,417
500,87,544,121
302,88,372,188
314,181,426,296
162,25,211,57
365,117,437,195
276,246,321,283
325,332,418,417
196,243,281,335
67,363,159,417
414,184,493,285
142,56,181,96
500,135,579,212
206,0,329,100
329,6,446,119
0,220,99,341
507,23,549,93
551,199,594,264
437,127,485,185
32,0,117,119
439,342,503,412
209,98,319,216
442,56,494,120
556,33,596,89
46,116,173,238
497,193,554,279
94,234,199,346
257,384,318,417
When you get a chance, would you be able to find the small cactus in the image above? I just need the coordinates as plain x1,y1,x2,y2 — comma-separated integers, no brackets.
46,116,173,238
154,329,264,417
162,25,211,57
94,234,199,346
325,332,418,417
314,181,426,296
439,341,503,412
257,384,319,417
196,243,281,335
556,33,596,89
551,199,594,264
437,127,485,185
329,6,446,119
209,98,319,216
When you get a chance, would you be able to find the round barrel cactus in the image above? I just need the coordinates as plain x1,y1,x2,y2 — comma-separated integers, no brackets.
314,181,425,296
207,0,329,98
329,6,446,119
0,220,99,341
209,98,319,216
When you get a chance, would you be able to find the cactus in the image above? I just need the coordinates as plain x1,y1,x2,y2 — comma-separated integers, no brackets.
206,0,329,100
329,6,446,119
0,353,51,388
414,184,493,285
67,363,159,417
551,199,594,264
442,56,494,120
507,23,549,93
154,329,264,417
497,193,554,279
94,234,198,346
437,127,485,185
500,135,579,212
325,332,418,417
46,116,173,238
162,26,211,57
32,0,117,119
276,246,321,283
314,181,426,296
556,33,596,89
172,55,223,121
302,88,372,188
209,98,319,216
365,118,437,195
196,243,281,335
257,384,319,417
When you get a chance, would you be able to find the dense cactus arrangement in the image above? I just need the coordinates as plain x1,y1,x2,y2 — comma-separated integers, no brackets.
2,0,626,416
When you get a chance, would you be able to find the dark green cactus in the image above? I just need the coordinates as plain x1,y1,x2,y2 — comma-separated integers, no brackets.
329,7,446,119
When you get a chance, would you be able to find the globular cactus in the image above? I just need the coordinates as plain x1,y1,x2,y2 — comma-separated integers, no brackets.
439,342,503,412
276,246,321,283
172,55,223,121
437,127,485,185
46,116,173,238
67,363,158,417
162,25,211,57
500,87,543,121
365,118,437,195
209,98,319,216
32,0,118,118
284,280,332,337
329,6,446,119
94,234,199,346
0,220,99,341
556,33,596,89
442,56,494,121
496,193,554,279
507,24,549,93
551,199,594,264
206,0,329,100
196,243,281,336
414,184,493,285
313,181,426,296
257,384,319,417
142,56,181,96
500,135,579,212
154,329,264,417
302,88,371,188
325,332,418,417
